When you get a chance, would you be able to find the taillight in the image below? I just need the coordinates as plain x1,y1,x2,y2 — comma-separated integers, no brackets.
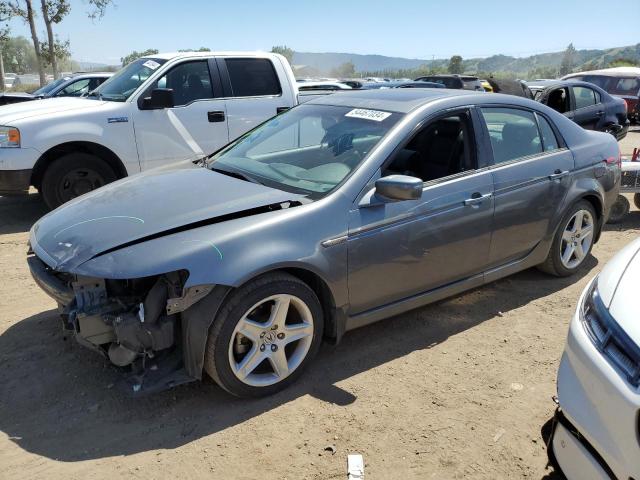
605,147,622,167
623,99,629,114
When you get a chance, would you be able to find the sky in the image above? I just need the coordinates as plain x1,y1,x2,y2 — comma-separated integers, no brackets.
7,0,640,65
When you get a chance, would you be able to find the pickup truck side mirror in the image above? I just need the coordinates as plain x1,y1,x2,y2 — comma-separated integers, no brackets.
140,88,175,110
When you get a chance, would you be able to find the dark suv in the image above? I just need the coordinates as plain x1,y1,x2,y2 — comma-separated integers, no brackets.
563,68,640,123
414,74,484,91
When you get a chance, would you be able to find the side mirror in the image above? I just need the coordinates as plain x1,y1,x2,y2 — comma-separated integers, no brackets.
375,175,423,201
141,88,174,110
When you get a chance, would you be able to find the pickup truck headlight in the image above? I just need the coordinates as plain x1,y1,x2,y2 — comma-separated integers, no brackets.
580,277,640,386
0,126,20,147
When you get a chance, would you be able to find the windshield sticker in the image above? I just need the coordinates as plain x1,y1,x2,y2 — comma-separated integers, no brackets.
143,59,161,70
345,108,392,122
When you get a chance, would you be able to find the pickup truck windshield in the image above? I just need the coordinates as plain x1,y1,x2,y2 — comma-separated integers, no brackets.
90,58,167,102
209,104,401,198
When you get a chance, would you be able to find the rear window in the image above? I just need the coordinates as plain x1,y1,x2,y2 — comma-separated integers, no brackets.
480,108,543,164
572,75,640,96
225,58,282,97
573,86,597,109
416,76,462,89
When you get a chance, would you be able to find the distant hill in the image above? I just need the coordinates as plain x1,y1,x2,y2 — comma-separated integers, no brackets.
292,44,640,76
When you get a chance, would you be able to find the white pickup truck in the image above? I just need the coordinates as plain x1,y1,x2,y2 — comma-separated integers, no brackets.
0,51,299,208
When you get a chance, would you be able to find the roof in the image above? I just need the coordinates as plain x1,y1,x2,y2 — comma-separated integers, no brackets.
305,88,479,113
145,51,278,61
564,66,640,78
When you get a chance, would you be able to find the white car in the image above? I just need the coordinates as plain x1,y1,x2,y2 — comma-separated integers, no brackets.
550,237,640,479
0,51,298,208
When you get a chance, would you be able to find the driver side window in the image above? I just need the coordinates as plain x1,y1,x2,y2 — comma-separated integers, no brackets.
56,78,90,97
151,60,214,107
384,111,476,182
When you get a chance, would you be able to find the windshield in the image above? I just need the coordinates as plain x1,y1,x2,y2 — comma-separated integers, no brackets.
32,77,70,96
208,104,401,198
90,58,167,101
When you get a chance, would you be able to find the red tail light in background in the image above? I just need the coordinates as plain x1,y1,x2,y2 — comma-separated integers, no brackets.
605,147,623,167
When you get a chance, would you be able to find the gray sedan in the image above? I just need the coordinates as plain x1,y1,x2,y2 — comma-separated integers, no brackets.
27,89,621,397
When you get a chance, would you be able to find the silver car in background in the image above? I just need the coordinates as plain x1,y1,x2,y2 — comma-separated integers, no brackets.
27,89,621,397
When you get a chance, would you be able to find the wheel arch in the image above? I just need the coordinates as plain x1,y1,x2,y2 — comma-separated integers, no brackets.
31,141,128,189
182,265,346,381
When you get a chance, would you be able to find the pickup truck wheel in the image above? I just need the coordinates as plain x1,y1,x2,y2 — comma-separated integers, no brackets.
538,201,596,277
41,153,117,209
204,272,324,398
633,193,640,210
607,195,630,224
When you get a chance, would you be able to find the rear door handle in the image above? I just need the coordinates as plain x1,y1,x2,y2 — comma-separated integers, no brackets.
596,111,604,117
549,169,569,180
464,192,492,206
208,111,226,123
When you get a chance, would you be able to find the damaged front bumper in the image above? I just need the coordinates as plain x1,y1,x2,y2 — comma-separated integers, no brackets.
27,253,215,395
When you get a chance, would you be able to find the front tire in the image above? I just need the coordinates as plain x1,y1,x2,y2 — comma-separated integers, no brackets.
633,193,640,210
204,272,324,398
538,200,596,277
41,152,117,210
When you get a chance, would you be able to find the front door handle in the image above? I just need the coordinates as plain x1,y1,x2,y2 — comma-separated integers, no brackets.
276,106,290,115
549,169,569,180
208,111,226,123
596,111,604,117
464,192,492,206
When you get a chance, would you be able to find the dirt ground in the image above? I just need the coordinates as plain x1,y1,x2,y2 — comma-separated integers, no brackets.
1,129,639,480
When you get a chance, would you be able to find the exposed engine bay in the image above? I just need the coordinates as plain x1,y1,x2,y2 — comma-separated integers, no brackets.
27,253,216,394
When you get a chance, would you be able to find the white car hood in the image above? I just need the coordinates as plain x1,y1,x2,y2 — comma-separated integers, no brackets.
603,237,640,345
0,97,108,124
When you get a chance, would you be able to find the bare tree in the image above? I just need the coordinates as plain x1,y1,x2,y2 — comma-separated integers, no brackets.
9,0,45,85
40,0,69,79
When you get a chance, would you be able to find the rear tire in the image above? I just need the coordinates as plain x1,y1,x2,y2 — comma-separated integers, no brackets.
633,193,640,210
538,200,596,277
204,272,324,398
41,152,117,210
607,195,630,224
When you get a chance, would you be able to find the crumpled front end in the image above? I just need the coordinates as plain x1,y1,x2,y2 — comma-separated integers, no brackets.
27,251,213,394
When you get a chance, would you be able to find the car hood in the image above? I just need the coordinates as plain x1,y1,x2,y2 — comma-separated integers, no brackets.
31,163,302,271
601,237,640,346
0,97,107,124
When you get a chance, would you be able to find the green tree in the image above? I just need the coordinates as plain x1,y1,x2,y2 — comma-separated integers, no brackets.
608,58,639,68
121,48,159,66
86,0,114,20
9,0,45,85
271,45,294,64
559,43,576,76
448,55,463,74
178,47,211,52
0,2,12,89
40,0,70,79
330,61,356,78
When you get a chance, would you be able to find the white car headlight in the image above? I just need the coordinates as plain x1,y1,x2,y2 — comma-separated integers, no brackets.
581,277,640,386
0,126,20,148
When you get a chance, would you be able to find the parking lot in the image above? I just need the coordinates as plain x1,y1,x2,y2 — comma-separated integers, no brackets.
0,128,638,479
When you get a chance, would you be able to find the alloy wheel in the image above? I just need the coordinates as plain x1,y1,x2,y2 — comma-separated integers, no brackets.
560,209,594,269
227,294,314,387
